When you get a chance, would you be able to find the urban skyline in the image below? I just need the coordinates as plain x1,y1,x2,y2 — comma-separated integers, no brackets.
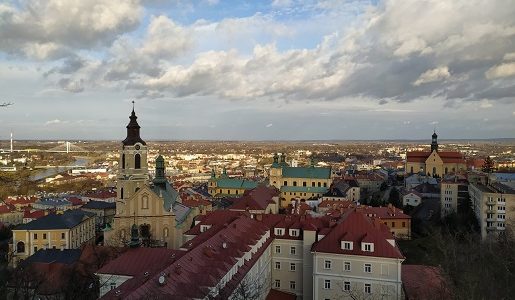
1,0,515,140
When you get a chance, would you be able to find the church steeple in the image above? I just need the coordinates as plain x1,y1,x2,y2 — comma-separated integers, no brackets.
153,155,167,185
122,101,146,146
431,130,438,152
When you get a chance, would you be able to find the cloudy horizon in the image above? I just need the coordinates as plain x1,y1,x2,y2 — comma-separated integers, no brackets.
1,0,514,140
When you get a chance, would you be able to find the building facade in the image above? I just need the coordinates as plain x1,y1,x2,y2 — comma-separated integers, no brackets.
10,210,95,266
208,168,259,197
406,132,466,177
270,154,333,207
469,181,515,240
440,178,469,218
105,108,197,249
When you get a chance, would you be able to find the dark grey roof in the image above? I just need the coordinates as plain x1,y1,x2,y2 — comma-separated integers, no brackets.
151,181,191,226
24,249,81,265
15,209,95,230
81,200,116,210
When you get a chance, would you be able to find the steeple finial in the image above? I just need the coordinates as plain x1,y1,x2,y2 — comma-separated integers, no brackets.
132,100,135,113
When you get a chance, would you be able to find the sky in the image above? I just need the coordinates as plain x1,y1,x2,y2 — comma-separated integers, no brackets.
0,0,514,141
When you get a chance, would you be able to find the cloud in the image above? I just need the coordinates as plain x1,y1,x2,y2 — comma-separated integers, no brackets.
266,123,273,128
413,66,451,86
58,78,85,93
45,119,67,125
504,52,515,60
0,0,142,60
485,62,515,79
480,100,493,108
271,0,293,7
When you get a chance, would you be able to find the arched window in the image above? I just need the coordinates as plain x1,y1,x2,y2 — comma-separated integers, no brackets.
445,167,448,174
432,167,437,175
16,241,25,253
410,166,413,173
163,227,169,238
135,154,141,169
122,154,125,169
142,195,148,209
120,188,124,199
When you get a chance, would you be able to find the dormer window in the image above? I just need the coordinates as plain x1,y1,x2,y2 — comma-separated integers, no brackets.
275,228,285,236
341,241,353,250
362,242,374,252
200,225,211,233
289,229,299,237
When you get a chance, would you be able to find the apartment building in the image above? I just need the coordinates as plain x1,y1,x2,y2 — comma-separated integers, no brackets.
440,178,469,218
312,211,405,300
10,209,95,266
469,181,515,240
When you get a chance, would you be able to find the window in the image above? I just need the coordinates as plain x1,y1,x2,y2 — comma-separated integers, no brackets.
16,241,25,253
364,283,371,294
303,182,307,187
290,246,296,255
121,154,125,169
391,221,395,227
33,246,38,253
43,233,47,239
120,187,124,199
324,182,327,187
275,245,281,253
274,280,280,288
33,233,37,240
290,281,296,290
275,262,281,270
362,242,374,252
402,222,406,227
364,263,372,273
134,153,141,169
312,182,315,187
163,227,169,237
293,181,297,186
275,228,284,236
110,282,116,290
344,261,351,272
344,281,351,291
324,260,332,269
342,241,353,250
318,182,321,187
324,280,331,289
289,229,299,237
142,196,149,209
290,263,296,271
284,181,287,186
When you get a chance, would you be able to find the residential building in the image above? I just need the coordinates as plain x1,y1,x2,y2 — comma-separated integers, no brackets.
440,178,469,218
402,190,423,207
359,205,412,240
322,179,360,202
312,211,405,300
269,154,333,207
10,209,95,266
406,131,466,177
469,181,515,240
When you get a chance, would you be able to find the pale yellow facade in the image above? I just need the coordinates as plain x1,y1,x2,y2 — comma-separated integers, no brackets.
406,150,466,178
11,213,95,266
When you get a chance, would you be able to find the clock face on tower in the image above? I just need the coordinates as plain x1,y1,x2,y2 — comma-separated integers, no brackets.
135,144,141,150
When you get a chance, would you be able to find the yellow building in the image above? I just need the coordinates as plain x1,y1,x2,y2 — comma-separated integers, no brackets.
207,168,259,197
104,107,197,249
269,154,333,207
10,209,95,266
406,132,466,177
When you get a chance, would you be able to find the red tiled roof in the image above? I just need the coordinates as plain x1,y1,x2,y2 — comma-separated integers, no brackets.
406,151,431,163
97,247,184,276
402,265,451,300
228,186,278,211
67,197,84,206
184,210,242,236
359,205,411,220
102,216,271,300
0,203,15,214
23,209,47,219
312,210,404,259
266,289,297,300
319,200,354,209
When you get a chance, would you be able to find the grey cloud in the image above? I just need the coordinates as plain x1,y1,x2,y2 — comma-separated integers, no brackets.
58,78,85,93
0,0,142,60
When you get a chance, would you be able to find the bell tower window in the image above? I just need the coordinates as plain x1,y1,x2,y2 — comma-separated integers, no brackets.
135,153,141,169
122,154,125,169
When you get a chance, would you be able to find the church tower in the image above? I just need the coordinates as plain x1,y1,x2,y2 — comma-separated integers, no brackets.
431,131,439,152
117,103,149,204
